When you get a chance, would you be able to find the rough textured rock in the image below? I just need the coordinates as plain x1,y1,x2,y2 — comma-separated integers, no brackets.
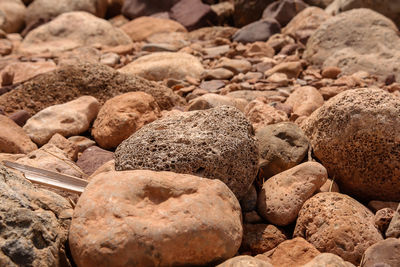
0,63,182,115
256,122,309,179
258,162,327,226
304,8,400,81
120,16,187,42
232,19,281,44
386,204,400,238
23,96,101,146
20,12,132,54
302,253,355,267
301,88,400,201
92,92,161,149
262,0,308,27
0,164,73,267
76,146,114,176
240,224,287,255
360,238,400,267
115,106,258,200
69,170,242,267
25,0,108,26
373,208,394,233
119,52,204,81
233,0,275,27
285,86,324,117
0,0,26,33
122,0,179,19
47,133,79,161
187,93,248,112
170,0,215,31
294,192,383,264
0,115,37,154
217,255,273,267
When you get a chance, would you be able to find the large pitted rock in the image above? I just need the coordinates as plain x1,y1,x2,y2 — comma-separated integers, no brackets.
258,162,327,226
301,88,400,201
0,115,37,154
217,255,273,267
69,170,242,267
122,0,180,19
0,63,182,115
115,106,258,200
294,192,383,264
303,253,355,267
19,12,132,54
304,8,400,81
0,0,26,33
119,52,204,81
360,238,400,267
256,122,309,179
92,92,161,149
23,96,101,146
0,164,73,266
25,0,108,26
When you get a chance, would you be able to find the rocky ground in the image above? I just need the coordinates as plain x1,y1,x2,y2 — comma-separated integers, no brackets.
0,0,399,266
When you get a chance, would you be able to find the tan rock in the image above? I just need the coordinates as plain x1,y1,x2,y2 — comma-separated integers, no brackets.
294,192,383,264
373,208,394,233
0,115,37,154
0,61,57,85
302,253,355,267
23,96,101,146
186,93,248,112
68,136,96,153
240,224,287,255
321,66,341,79
87,159,115,181
92,92,161,149
0,153,25,163
258,162,327,226
265,61,302,79
119,52,204,81
69,170,242,267
0,0,26,33
47,133,79,161
217,255,273,267
120,16,187,42
285,86,324,117
264,237,321,267
216,58,252,74
318,179,340,193
360,238,400,267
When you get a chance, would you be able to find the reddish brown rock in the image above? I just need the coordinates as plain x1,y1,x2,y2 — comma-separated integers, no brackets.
360,238,400,267
321,66,342,79
240,224,287,255
0,0,26,33
76,146,114,176
47,133,79,161
303,253,355,267
374,208,394,233
285,86,324,117
122,0,179,20
8,110,30,127
170,0,215,31
217,255,273,267
262,0,308,27
265,61,302,79
0,115,37,154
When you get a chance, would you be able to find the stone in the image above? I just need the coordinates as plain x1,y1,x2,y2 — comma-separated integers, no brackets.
217,255,274,267
19,12,132,54
227,90,283,102
7,110,30,127
244,42,275,58
294,192,383,264
258,162,327,226
76,146,114,176
233,0,275,27
216,58,252,75
122,0,179,19
211,2,234,25
120,16,187,42
264,237,321,267
262,0,308,27
386,204,400,238
25,0,108,27
47,133,79,161
203,68,234,80
318,179,340,193
115,106,258,200
285,86,324,117
23,96,101,146
282,7,331,44
244,211,263,224
119,52,204,81
232,19,281,44
0,61,57,85
170,0,215,31
256,122,310,179
301,88,400,201
265,61,302,79
68,136,96,153
240,224,287,255
360,238,400,267
304,8,400,81
99,52,120,67
186,93,248,112
302,253,355,267
69,170,242,267
303,0,334,8
0,0,26,33
57,46,101,66
374,208,394,233
240,185,257,212
322,66,342,79
0,115,37,154
0,63,182,115
199,80,226,92
368,201,399,213
0,39,12,56
188,26,238,41
92,92,161,149
0,164,73,266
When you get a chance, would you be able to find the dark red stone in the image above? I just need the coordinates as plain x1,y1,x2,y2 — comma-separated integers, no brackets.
76,146,114,176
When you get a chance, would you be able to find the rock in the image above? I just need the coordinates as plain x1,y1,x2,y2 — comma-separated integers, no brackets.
115,106,258,200
68,136,96,153
7,110,30,127
244,211,263,224
240,224,287,255
92,92,161,149
232,19,281,44
282,7,330,44
0,63,182,115
302,253,355,267
0,61,57,85
360,238,400,267
188,26,238,41
120,16,187,42
240,185,258,212
199,80,227,92
119,52,204,81
76,146,114,176
25,0,108,27
301,88,400,201
0,164,73,266
233,0,275,27
0,115,37,154
258,162,327,226
386,204,400,238
99,52,120,67
0,0,26,33
321,66,341,79
285,86,324,117
265,61,302,79
47,133,79,161
122,0,179,19
20,11,132,54
23,96,100,146
227,90,283,102
244,42,275,58
0,38,12,56
303,0,334,8
262,0,308,27
318,179,340,193
217,255,274,267
264,237,321,267
202,68,234,80
186,93,248,112
294,192,383,264
368,201,399,213
211,1,234,25
170,0,215,31
304,8,400,81
216,58,252,74
69,170,242,267
374,208,394,233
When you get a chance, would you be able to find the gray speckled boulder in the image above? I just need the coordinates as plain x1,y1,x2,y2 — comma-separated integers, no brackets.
115,105,258,200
